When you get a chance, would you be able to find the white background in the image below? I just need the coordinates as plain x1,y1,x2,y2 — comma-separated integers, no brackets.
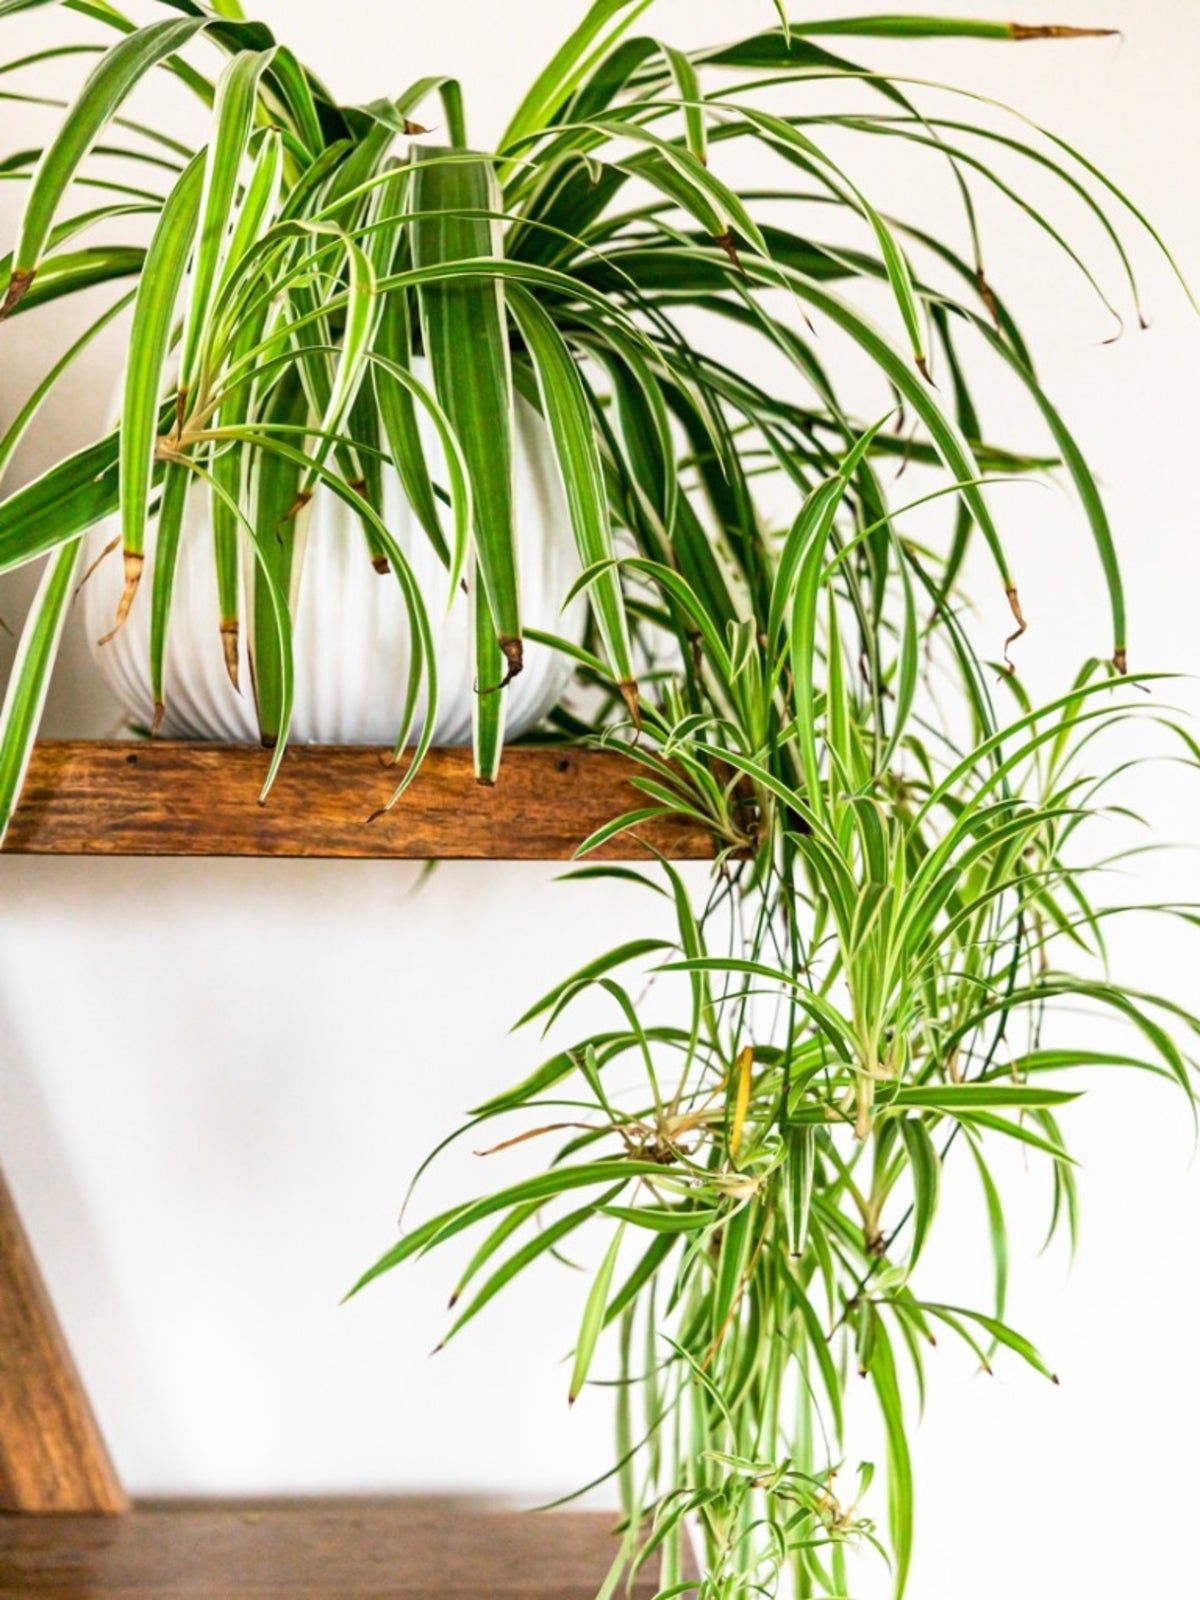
1,3,1198,1596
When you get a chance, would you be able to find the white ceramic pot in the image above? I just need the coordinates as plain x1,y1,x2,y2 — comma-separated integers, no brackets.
82,382,583,745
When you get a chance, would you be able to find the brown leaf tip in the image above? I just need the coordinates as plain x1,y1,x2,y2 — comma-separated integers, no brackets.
1010,24,1120,41
976,267,1001,331
0,267,34,322
97,550,146,646
714,231,744,273
620,679,642,729
1002,584,1027,673
284,487,315,523
498,636,524,688
220,618,240,691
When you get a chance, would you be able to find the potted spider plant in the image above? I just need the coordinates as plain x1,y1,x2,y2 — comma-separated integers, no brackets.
1,3,1196,1596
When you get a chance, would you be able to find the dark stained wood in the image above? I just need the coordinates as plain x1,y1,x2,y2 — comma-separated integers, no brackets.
0,1499,680,1597
2,743,718,861
0,1170,128,1515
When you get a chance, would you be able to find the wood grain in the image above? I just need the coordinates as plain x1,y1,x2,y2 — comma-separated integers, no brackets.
0,1169,127,1515
2,743,717,861
0,1499,678,1597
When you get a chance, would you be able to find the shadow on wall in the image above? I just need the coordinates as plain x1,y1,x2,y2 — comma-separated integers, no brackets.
0,977,173,1484
0,855,441,1493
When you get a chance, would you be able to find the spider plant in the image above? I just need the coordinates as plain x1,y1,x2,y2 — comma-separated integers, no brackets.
2,3,1196,1596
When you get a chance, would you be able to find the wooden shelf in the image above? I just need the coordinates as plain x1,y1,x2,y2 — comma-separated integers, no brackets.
0,1498,668,1598
2,742,717,861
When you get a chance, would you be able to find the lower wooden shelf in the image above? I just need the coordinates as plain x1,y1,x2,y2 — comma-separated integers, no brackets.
0,1498,662,1599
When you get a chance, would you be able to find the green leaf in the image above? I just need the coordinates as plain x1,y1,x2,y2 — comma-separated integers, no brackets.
569,1221,626,1402
114,150,204,626
248,371,308,746
0,245,145,315
472,559,506,785
347,1160,669,1299
785,1124,815,1257
500,0,653,152
147,459,191,730
411,148,521,684
898,1118,940,1273
443,1190,620,1350
515,939,673,1030
887,1084,1080,1112
508,288,636,718
867,1313,912,1599
0,538,83,843
372,224,452,569
922,1303,1058,1383
603,1203,721,1234
0,288,133,487
2,16,209,315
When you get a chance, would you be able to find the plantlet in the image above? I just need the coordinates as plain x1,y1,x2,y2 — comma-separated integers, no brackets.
1,4,1196,1596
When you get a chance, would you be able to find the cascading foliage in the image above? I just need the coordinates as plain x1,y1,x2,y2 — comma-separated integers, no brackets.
1,3,1197,1595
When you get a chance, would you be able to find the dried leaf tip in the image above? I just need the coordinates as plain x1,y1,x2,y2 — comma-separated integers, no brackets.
151,701,165,737
620,679,642,729
715,231,743,272
1002,583,1027,672
915,353,935,386
75,534,120,601
97,551,145,646
403,120,429,136
1112,648,1127,675
1010,24,1120,41
220,619,240,691
499,636,525,687
0,267,34,322
975,266,1001,332
372,554,391,575
284,486,315,523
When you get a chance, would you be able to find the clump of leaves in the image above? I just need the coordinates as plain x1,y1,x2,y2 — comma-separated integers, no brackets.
2,4,1197,1595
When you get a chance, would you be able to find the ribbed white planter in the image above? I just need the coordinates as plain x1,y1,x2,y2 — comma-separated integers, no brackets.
82,383,583,745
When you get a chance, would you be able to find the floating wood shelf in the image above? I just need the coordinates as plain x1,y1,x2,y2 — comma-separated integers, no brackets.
2,741,718,861
0,1498,663,1598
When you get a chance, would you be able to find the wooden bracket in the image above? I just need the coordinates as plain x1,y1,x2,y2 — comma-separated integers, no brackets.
0,1169,127,1514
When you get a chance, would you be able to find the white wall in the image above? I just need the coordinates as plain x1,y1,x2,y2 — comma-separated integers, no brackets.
2,4,1198,1597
